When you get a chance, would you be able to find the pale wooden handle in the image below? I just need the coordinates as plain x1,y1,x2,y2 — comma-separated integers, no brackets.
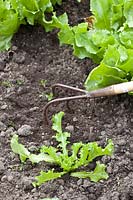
88,81,133,97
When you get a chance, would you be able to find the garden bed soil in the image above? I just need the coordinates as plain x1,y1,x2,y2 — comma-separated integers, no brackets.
0,1,133,199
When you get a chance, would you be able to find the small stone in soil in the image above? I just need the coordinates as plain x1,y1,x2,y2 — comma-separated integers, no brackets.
13,52,26,64
0,121,7,131
7,174,14,182
21,176,34,190
73,117,78,122
0,59,5,71
17,125,33,136
1,175,7,182
1,104,8,110
0,113,9,122
65,125,74,132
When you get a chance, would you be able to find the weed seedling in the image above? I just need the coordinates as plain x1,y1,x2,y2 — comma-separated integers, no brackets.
39,79,47,88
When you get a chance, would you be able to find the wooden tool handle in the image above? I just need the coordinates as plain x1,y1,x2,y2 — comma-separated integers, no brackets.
88,81,133,97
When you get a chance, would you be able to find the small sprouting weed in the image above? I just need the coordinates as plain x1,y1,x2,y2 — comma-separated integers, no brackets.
39,79,47,87
45,92,53,101
1,80,12,88
16,79,24,86
39,92,53,101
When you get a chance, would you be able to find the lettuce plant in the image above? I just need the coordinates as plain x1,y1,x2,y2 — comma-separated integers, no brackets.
0,0,62,51
11,112,114,186
54,0,133,91
0,0,81,51
1,0,132,91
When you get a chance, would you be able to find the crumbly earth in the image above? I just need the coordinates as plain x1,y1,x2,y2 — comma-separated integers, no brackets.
0,1,133,200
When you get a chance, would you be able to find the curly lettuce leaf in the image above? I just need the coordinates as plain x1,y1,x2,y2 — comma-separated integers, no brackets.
52,111,64,133
33,170,66,186
51,0,133,91
85,43,133,91
85,63,127,91
71,162,109,182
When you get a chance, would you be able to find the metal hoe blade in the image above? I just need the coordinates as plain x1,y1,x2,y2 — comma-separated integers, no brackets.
43,81,133,125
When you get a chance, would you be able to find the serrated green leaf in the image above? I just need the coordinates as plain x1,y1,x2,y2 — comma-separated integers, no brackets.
33,170,66,186
40,145,60,163
71,162,109,182
71,142,83,160
87,139,114,162
51,0,62,5
0,35,13,51
73,44,92,59
52,111,64,133
54,132,70,156
118,49,133,76
45,92,53,101
42,12,68,32
74,144,90,167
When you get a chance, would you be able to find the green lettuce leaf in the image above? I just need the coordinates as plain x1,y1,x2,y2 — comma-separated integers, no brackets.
124,1,133,28
71,162,109,182
11,134,54,163
33,170,66,186
0,0,64,50
52,111,64,133
11,134,30,162
85,62,127,91
90,0,113,30
119,28,133,49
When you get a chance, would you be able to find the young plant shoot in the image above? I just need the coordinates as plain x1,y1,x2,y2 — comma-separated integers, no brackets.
11,112,114,186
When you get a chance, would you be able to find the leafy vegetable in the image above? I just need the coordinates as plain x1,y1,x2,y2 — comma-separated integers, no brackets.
55,0,133,91
1,0,132,91
0,0,63,51
11,112,114,186
0,0,81,51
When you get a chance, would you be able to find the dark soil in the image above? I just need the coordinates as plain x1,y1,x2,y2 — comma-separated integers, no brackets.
0,1,133,200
